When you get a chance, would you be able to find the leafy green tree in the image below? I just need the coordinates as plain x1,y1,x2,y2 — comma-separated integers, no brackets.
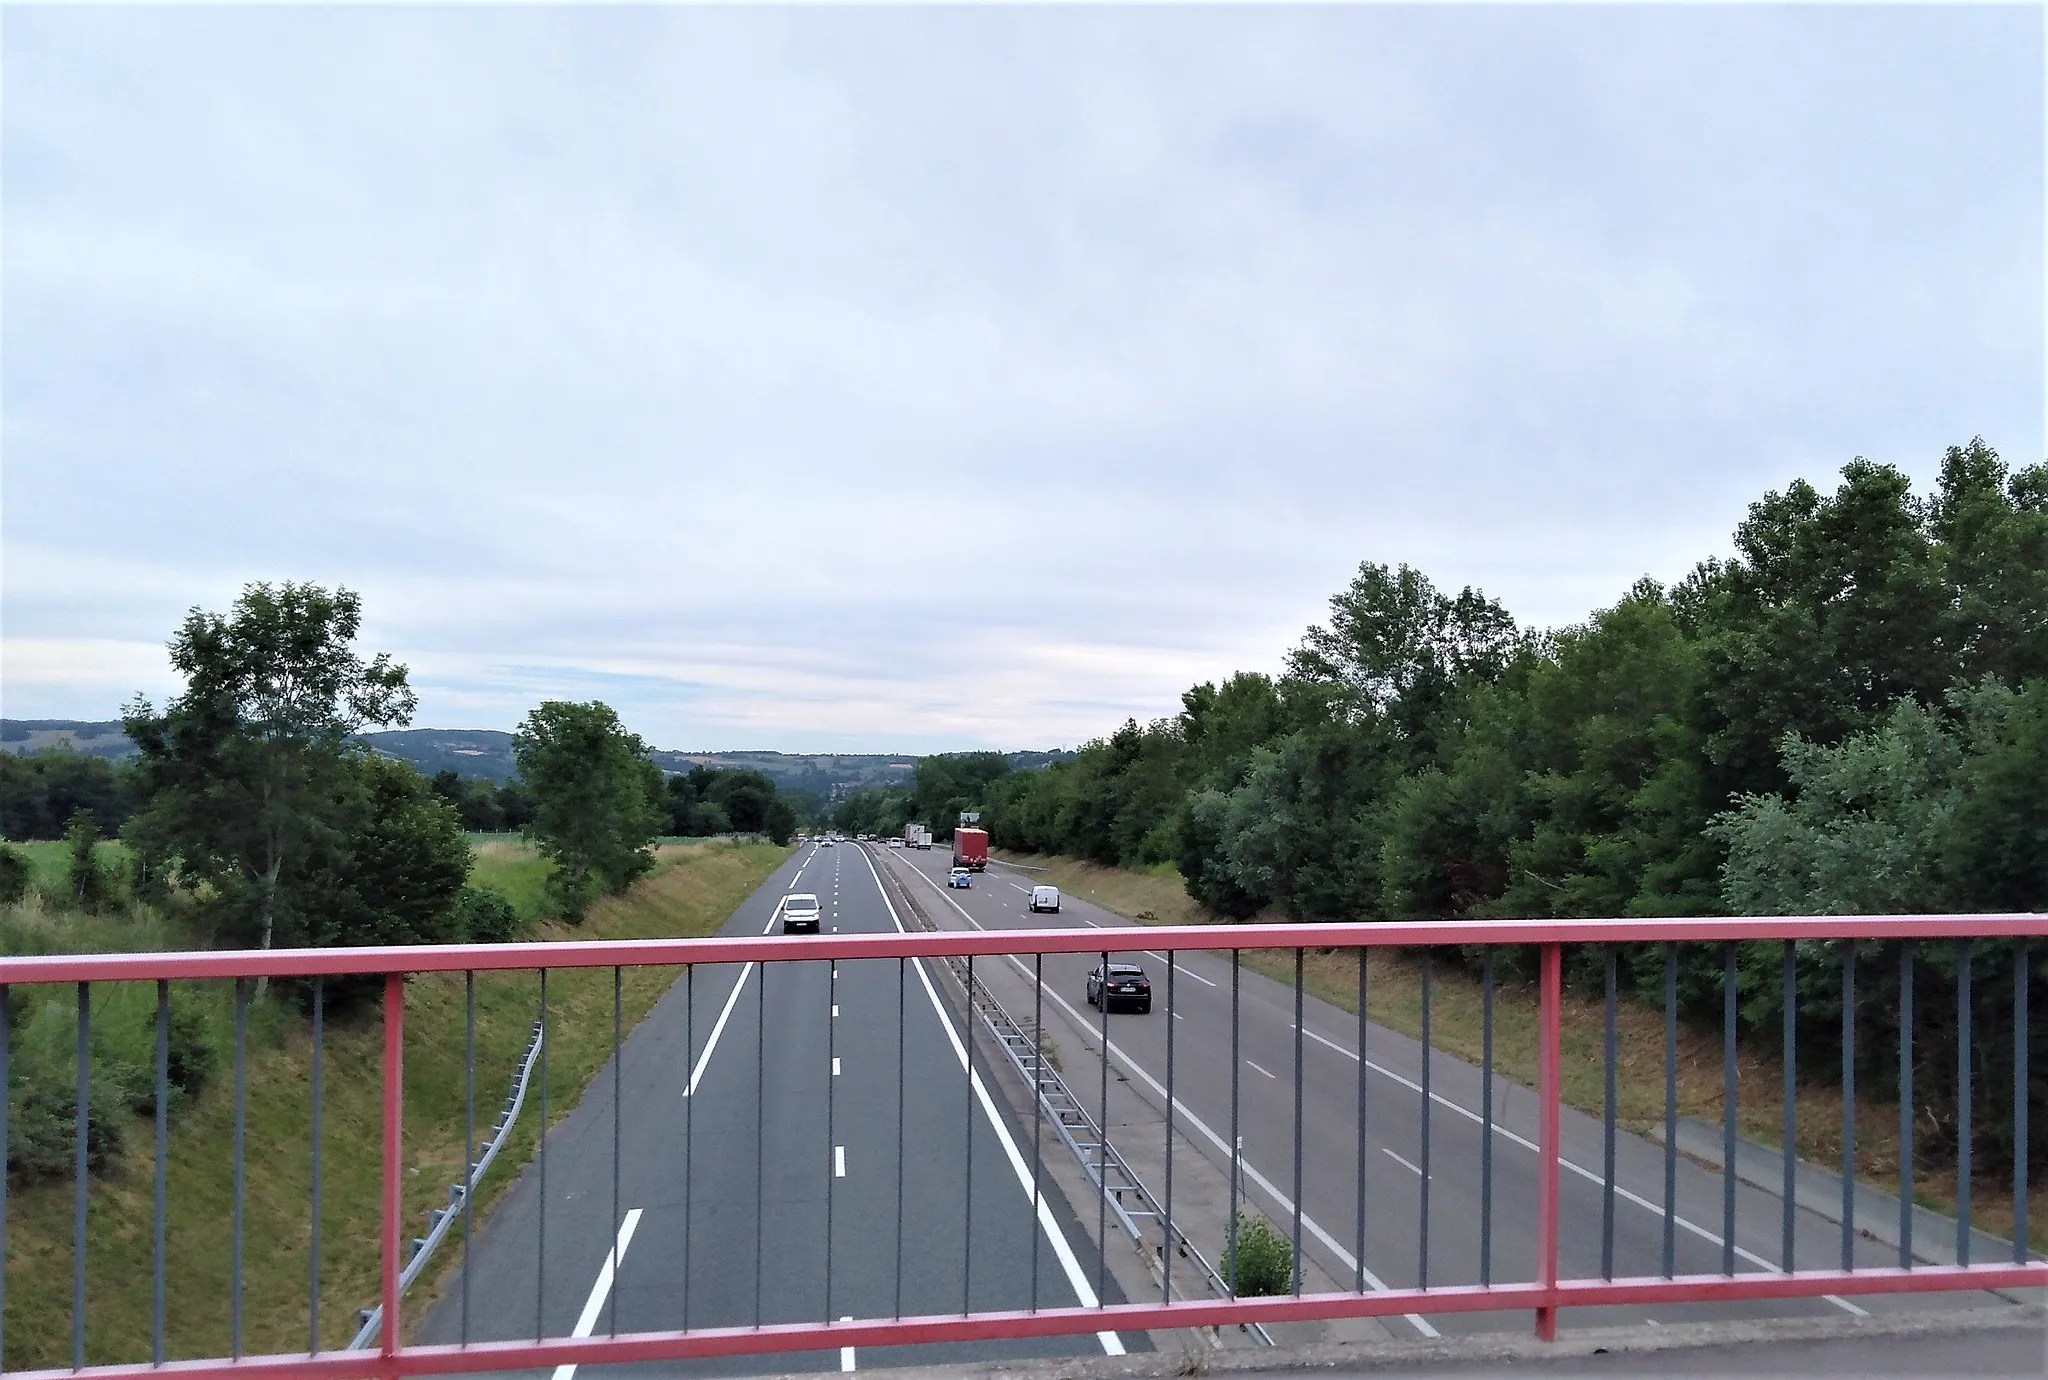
63,810,118,914
296,755,472,947
0,844,28,905
123,583,418,950
431,770,505,833
513,701,664,919
0,748,135,841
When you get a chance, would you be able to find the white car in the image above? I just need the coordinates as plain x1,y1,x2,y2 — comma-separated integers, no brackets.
888,838,903,849
781,893,821,934
1028,885,1061,914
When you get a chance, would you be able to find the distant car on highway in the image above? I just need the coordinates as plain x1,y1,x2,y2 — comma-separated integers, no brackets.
948,867,973,888
781,893,821,934
888,838,903,849
1086,962,1151,1013
819,838,834,847
1027,885,1061,914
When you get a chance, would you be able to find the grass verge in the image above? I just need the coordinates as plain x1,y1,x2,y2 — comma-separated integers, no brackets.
2,838,790,1368
997,849,2044,1256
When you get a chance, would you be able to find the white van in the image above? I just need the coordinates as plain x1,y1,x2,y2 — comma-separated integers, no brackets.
1028,885,1061,914
781,893,821,934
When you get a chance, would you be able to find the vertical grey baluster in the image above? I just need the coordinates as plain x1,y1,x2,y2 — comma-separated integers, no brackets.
1602,948,1617,1281
1097,949,1109,1306
1663,943,1678,1278
1229,950,1241,1296
756,960,766,1325
897,958,907,1320
1841,943,1856,1272
233,977,248,1356
1292,949,1305,1298
612,967,622,1337
74,982,90,1371
683,966,694,1332
311,979,325,1351
1898,947,1913,1269
537,969,548,1340
1958,942,1973,1266
154,982,169,1364
1029,954,1041,1315
1164,956,1176,1305
1,983,9,1373
1419,949,1432,1291
827,959,837,1325
2015,942,2030,1265
1782,941,1796,1274
1481,952,1493,1288
460,974,471,1345
1358,950,1370,1293
965,955,976,1316
1722,944,1737,1275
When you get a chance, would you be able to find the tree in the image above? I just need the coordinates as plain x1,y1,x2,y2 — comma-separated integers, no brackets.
124,583,417,951
0,748,135,841
63,810,118,914
297,756,472,948
512,701,664,919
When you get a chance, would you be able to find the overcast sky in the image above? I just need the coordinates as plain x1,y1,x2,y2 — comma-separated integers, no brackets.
3,6,2042,753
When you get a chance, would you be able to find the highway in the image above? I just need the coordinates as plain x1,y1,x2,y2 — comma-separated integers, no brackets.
417,841,1139,1376
876,841,2016,1341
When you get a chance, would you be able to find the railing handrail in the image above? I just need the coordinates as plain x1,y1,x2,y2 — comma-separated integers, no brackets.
1,913,2041,984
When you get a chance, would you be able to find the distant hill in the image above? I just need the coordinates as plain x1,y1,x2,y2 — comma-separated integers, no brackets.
3,720,1073,793
0,720,137,759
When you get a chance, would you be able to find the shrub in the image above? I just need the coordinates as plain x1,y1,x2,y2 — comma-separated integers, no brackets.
7,997,131,1182
63,810,118,914
1222,1210,1294,1297
456,886,521,944
0,845,28,906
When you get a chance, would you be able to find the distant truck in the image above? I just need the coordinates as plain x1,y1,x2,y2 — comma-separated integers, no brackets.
906,823,932,850
953,827,989,871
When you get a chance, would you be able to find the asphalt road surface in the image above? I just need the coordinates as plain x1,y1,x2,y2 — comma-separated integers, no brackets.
877,842,2018,1342
418,841,1139,1377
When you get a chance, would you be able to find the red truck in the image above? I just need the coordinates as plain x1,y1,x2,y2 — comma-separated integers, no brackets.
952,827,989,871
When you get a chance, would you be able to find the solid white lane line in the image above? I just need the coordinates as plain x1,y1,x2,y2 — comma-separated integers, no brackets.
835,1145,846,1177
685,896,786,1096
1383,1148,1425,1178
860,850,1124,1357
1244,1060,1278,1081
548,1208,644,1380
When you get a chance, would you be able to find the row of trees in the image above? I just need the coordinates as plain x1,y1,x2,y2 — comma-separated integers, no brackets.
827,751,1022,839
0,749,137,841
948,440,2045,1177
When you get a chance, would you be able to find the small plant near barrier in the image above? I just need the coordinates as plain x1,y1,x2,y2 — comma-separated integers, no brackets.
1222,1210,1294,1297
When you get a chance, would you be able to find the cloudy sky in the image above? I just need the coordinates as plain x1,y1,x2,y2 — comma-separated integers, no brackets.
3,6,2041,753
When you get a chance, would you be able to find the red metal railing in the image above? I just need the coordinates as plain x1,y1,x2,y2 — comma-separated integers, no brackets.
2,913,2042,1380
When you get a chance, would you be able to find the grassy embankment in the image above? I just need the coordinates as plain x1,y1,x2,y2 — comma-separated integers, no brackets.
1,836,790,1368
997,849,2044,1255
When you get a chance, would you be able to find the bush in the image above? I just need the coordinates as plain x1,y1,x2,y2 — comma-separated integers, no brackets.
0,845,28,906
7,997,131,1182
63,810,118,914
456,886,521,944
1222,1210,1294,1297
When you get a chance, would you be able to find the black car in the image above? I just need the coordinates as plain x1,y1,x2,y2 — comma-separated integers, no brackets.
1086,962,1152,1014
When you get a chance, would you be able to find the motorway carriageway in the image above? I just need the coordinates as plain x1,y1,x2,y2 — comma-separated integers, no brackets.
879,843,2015,1341
416,841,1139,1377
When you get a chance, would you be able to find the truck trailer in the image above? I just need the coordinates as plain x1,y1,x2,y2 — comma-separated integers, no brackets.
953,827,989,871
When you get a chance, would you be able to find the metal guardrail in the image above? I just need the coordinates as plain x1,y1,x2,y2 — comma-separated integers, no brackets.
0,911,2040,1380
347,1017,546,1349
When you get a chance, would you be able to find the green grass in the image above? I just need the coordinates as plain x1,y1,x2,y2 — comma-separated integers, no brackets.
6,839,134,900
1,837,793,1368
